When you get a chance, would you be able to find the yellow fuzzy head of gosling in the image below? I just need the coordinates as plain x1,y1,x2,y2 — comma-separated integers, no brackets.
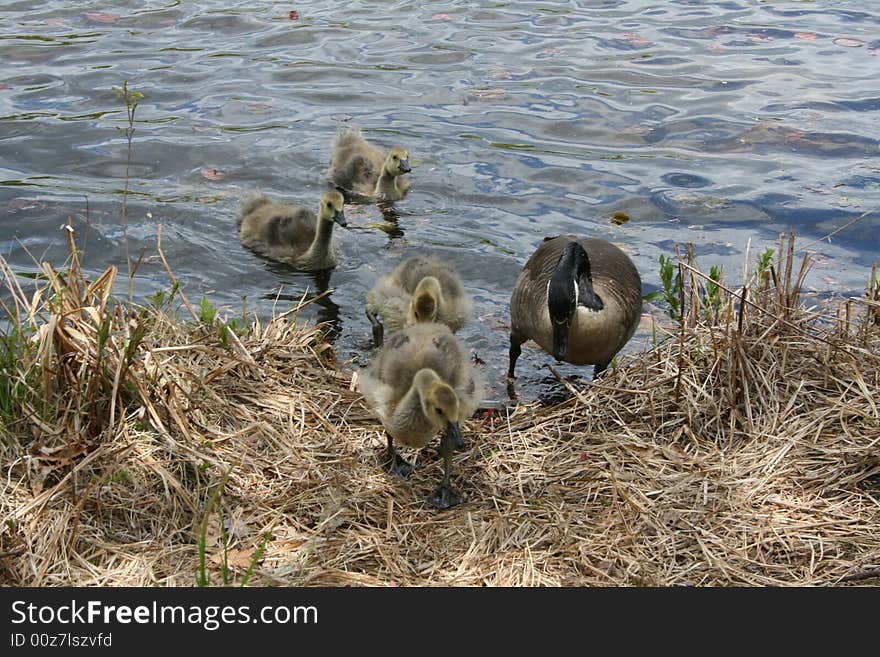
384,147,411,177
414,369,461,427
319,190,347,227
408,276,443,324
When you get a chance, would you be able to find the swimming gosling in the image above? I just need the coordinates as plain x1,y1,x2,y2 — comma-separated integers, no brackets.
508,234,642,381
365,255,473,347
324,126,411,201
358,322,484,509
237,189,347,270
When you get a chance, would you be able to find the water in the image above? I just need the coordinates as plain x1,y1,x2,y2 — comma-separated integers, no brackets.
2,1,878,403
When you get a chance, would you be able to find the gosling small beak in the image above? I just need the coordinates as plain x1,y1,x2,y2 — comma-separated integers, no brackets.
551,321,569,362
446,420,462,446
334,209,347,227
398,159,411,174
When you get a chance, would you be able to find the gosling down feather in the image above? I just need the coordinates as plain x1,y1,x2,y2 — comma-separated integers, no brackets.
324,126,411,201
508,234,642,381
365,255,473,347
237,189,347,271
358,322,484,509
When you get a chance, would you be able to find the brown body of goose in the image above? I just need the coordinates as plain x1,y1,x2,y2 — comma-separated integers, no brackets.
358,322,484,509
508,234,642,381
365,255,473,346
237,190,346,270
324,126,411,201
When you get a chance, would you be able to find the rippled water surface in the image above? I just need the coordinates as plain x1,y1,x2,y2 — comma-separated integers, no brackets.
2,1,878,402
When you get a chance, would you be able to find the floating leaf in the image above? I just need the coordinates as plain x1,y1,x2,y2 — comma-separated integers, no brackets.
472,88,506,99
202,168,223,181
794,32,817,40
431,13,453,20
611,211,630,225
83,12,118,23
288,10,299,20
833,37,864,48
621,32,652,45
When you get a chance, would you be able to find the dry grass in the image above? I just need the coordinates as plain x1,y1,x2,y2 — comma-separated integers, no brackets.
1,229,878,587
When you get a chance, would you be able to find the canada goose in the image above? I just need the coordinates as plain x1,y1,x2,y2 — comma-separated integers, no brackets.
324,126,411,201
508,235,642,381
365,255,473,346
237,189,347,270
358,322,484,509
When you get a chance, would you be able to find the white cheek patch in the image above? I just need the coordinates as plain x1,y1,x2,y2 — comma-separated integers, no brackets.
572,276,578,307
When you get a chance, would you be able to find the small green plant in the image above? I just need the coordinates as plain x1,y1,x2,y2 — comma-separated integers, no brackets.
198,297,218,326
0,325,31,432
147,281,180,314
240,534,270,587
702,264,723,322
218,318,247,348
196,468,231,587
756,247,774,279
647,254,682,321
113,80,144,302
195,467,267,587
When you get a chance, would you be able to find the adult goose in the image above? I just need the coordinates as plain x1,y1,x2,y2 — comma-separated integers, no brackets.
508,235,642,381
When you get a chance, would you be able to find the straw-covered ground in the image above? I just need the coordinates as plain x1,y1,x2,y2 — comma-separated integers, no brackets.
1,229,878,586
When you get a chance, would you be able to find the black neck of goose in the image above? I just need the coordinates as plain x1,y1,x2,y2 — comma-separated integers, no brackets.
550,242,603,314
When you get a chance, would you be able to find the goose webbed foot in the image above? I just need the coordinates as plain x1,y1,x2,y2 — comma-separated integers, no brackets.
367,309,384,347
384,436,413,479
427,421,464,509
426,482,463,509
386,451,413,480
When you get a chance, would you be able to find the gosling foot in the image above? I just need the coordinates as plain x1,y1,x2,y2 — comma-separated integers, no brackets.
372,324,384,348
426,482,463,509
385,451,413,480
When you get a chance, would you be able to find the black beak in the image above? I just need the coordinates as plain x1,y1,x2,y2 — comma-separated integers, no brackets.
446,420,462,446
334,209,347,227
551,321,569,362
398,159,411,174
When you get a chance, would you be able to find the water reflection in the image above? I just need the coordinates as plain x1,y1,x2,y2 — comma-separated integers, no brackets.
259,261,343,341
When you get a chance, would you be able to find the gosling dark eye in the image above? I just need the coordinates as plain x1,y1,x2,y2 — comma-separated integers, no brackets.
435,408,443,415
392,155,398,160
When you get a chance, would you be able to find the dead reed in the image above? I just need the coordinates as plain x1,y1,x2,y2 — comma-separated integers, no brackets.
1,229,878,586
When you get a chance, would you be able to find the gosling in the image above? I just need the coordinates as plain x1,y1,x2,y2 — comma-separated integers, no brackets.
365,255,473,346
358,322,484,509
508,234,642,381
237,189,347,270
324,126,411,201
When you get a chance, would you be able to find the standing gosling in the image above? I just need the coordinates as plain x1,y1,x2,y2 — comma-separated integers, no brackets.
508,234,642,381
238,189,347,270
324,126,411,201
365,255,473,347
358,323,484,509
